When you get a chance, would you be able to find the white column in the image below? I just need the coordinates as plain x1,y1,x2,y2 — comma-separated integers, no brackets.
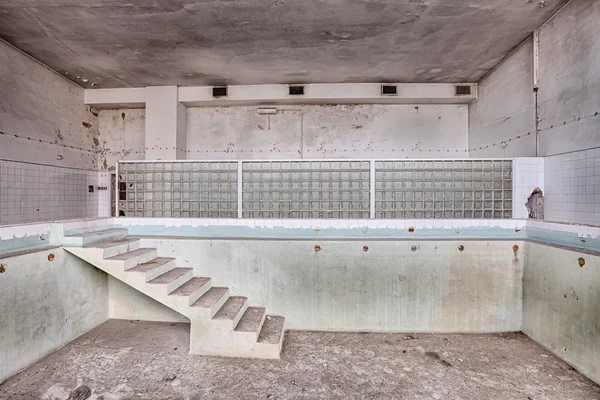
145,86,186,160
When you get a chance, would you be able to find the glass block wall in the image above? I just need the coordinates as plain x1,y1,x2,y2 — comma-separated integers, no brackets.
118,161,238,218
242,161,371,218
374,160,513,219
117,159,512,219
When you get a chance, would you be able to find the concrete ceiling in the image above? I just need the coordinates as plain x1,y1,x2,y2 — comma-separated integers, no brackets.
0,0,568,89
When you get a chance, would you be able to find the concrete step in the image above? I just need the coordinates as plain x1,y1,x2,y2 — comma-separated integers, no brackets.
190,313,284,359
191,287,230,318
148,267,194,294
64,228,128,246
126,257,176,282
107,248,157,269
170,277,212,306
252,315,285,359
214,296,248,328
258,316,285,344
86,237,140,258
235,307,266,339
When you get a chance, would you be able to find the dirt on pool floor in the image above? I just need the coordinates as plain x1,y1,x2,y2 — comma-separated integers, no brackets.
1,319,599,400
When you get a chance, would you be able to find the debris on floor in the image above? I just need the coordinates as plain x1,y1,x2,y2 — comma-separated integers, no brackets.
1,320,599,399
67,385,91,400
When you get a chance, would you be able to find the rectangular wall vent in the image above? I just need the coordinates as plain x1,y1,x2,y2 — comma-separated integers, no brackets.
455,85,472,96
381,85,398,96
212,86,228,98
289,85,305,96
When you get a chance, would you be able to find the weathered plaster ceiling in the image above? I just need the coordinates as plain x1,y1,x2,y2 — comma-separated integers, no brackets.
0,0,568,88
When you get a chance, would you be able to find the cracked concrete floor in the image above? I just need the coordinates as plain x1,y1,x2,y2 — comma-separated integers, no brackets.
1,320,599,400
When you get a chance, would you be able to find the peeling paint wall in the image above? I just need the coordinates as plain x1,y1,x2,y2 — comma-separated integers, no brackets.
0,248,108,382
537,0,600,156
120,238,524,332
97,109,145,170
468,38,536,157
186,105,468,159
0,40,99,169
469,0,600,158
523,242,600,384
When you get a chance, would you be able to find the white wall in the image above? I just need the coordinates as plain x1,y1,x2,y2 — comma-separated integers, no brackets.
537,0,600,156
0,248,108,382
97,109,145,171
468,38,536,158
186,104,468,159
513,158,545,219
98,104,468,161
0,40,99,170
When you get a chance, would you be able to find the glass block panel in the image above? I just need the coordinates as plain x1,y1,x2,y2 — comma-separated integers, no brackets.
241,160,371,219
374,159,512,219
118,161,238,218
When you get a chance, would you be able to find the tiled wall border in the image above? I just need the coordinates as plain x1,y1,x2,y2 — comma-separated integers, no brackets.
2,217,600,240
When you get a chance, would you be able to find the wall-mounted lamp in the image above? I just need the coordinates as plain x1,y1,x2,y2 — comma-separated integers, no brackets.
258,107,278,115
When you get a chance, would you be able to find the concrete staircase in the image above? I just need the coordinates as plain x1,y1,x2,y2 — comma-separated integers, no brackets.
62,227,285,359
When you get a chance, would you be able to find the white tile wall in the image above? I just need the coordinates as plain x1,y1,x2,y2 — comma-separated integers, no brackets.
0,160,109,226
512,157,545,219
0,222,50,240
544,148,600,226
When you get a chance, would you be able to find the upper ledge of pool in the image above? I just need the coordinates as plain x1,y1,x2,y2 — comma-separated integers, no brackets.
1,218,600,253
112,218,600,251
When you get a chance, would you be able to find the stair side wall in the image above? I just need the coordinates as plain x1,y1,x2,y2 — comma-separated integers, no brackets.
108,276,189,323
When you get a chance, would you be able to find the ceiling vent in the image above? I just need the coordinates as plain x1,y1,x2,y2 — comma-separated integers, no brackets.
212,86,228,98
455,85,472,96
289,85,305,96
381,84,398,96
